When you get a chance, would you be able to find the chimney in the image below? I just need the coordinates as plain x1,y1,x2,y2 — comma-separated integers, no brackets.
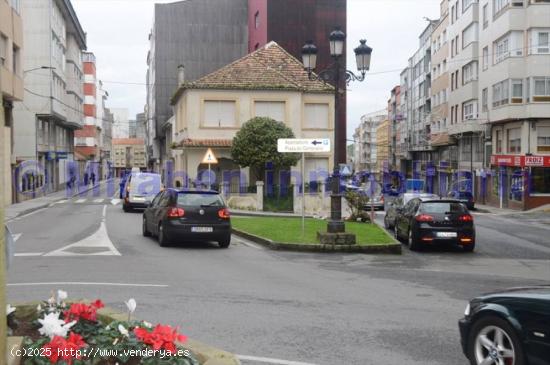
177,65,185,86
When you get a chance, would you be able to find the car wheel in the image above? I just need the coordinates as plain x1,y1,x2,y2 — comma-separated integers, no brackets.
467,316,525,365
142,217,151,237
394,225,402,242
384,216,390,229
408,229,421,251
158,223,169,247
463,242,476,252
123,204,131,213
218,236,231,249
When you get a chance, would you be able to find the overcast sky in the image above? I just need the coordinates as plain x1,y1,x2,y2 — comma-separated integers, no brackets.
72,0,441,140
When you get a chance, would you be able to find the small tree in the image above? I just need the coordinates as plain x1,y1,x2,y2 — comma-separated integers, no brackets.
344,190,371,223
231,117,300,181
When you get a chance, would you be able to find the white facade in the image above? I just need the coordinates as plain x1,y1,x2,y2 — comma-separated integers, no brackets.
353,111,386,172
111,108,130,139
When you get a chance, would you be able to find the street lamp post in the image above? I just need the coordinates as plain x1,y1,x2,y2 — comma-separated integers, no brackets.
302,28,372,234
23,66,55,75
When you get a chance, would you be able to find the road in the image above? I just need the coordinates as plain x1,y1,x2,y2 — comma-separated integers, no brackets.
6,183,550,365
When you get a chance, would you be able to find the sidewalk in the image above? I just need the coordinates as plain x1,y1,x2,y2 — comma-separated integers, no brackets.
473,202,550,216
4,179,115,221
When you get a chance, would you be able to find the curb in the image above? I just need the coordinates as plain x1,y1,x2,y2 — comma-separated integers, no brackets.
231,210,315,219
5,179,115,221
232,228,401,254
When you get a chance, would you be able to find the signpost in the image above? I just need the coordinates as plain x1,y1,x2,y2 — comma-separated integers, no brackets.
201,148,218,190
277,138,331,237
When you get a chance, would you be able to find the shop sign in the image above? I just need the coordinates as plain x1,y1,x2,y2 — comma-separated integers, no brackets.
490,155,550,168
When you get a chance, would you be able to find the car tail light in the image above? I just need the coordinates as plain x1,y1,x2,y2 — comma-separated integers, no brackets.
421,237,433,242
415,214,434,222
380,195,384,203
167,207,185,218
460,237,473,243
218,208,230,219
458,214,473,222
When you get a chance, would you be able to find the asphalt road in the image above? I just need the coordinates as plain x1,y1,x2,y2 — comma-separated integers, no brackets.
6,184,550,365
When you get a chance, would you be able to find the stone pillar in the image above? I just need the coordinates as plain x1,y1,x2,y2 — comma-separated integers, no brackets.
255,181,264,211
293,183,300,214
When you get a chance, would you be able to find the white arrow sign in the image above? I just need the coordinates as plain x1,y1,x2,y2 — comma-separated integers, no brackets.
277,138,331,153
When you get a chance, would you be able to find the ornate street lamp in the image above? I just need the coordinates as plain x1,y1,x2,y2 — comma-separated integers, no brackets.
302,29,372,236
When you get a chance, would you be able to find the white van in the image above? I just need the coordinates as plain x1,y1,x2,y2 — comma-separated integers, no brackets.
123,172,162,212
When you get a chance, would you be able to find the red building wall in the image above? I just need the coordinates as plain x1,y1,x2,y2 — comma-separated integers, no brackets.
248,0,268,52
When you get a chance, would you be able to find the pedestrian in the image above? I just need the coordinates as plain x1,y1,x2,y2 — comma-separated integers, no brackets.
84,172,89,186
91,172,96,186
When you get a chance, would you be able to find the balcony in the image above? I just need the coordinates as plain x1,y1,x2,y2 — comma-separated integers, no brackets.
447,119,486,135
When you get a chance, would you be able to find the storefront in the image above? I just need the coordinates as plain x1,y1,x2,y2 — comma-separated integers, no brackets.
487,154,550,210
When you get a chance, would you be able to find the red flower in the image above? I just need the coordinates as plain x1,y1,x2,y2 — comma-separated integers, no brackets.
63,300,104,323
42,333,87,364
134,324,187,354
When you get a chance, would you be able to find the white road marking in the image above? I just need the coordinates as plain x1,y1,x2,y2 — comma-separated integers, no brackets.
15,208,49,220
8,282,168,288
94,198,105,203
14,252,43,257
237,355,319,365
54,200,68,204
234,238,262,250
44,205,121,257
12,234,22,242
111,199,121,205
75,199,86,203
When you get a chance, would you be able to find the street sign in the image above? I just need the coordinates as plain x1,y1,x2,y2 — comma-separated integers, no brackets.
201,148,218,164
340,164,352,177
277,138,331,153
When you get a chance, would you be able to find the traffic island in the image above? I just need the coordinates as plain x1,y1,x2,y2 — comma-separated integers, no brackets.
231,217,401,254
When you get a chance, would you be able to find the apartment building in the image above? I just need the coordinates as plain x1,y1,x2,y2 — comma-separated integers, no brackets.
353,111,386,173
113,138,146,176
388,86,405,172
0,0,23,206
13,0,86,199
376,119,391,174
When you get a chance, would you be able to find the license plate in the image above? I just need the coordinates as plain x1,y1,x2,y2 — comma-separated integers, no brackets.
436,232,457,238
132,197,145,202
191,227,213,233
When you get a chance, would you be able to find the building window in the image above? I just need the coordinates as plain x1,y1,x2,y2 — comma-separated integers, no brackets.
507,128,521,153
13,45,20,75
463,0,475,12
254,11,260,29
494,35,510,63
493,0,510,16
537,126,550,153
462,100,477,120
462,23,478,48
304,103,330,129
494,31,523,64
451,106,454,123
493,80,510,107
482,88,488,112
0,34,7,66
254,101,286,122
483,4,489,29
203,100,237,127
530,167,550,195
462,61,478,84
530,29,550,54
496,130,502,153
451,38,455,57
511,79,523,103
482,46,489,70
451,5,456,23
533,77,550,102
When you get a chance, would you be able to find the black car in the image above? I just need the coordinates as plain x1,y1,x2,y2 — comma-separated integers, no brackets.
394,199,475,251
384,193,440,230
459,286,550,365
142,189,231,248
448,190,476,210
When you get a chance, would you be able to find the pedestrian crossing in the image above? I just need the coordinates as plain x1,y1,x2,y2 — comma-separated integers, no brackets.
53,197,122,206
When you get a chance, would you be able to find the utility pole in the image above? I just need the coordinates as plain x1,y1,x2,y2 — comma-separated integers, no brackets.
0,75,7,362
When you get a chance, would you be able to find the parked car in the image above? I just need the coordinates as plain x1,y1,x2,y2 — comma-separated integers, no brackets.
122,172,162,212
142,188,231,248
459,286,550,365
394,199,475,251
384,193,439,230
448,190,475,210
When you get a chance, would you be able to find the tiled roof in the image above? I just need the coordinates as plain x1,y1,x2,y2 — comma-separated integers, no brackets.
172,42,334,103
179,139,233,148
112,138,145,146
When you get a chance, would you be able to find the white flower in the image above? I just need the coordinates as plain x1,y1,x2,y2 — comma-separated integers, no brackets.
105,325,111,330
57,290,68,303
125,298,136,314
38,312,76,338
6,304,16,316
37,304,42,312
142,321,152,328
118,324,129,337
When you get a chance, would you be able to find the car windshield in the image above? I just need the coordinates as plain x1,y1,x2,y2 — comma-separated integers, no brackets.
421,202,467,214
130,173,161,195
177,193,224,207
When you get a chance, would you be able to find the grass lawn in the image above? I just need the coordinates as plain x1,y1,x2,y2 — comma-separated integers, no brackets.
231,217,394,245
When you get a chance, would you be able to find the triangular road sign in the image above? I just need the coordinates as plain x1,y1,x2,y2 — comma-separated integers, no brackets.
201,148,218,164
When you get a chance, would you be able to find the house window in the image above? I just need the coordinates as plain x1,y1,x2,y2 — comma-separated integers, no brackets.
530,167,550,194
203,100,237,127
254,11,260,29
511,79,523,103
538,126,550,153
304,103,330,129
462,61,478,84
483,4,489,29
530,29,550,54
493,80,509,107
482,88,488,112
507,128,521,153
493,0,510,16
482,46,489,70
305,158,329,184
254,101,286,122
533,77,550,102
462,100,477,120
0,34,7,66
496,130,502,153
462,22,478,48
494,31,523,63
494,35,510,63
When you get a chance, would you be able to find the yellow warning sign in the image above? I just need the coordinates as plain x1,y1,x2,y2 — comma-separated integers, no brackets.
201,148,218,164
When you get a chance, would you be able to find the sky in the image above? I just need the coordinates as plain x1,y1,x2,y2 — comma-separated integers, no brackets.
72,0,441,140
